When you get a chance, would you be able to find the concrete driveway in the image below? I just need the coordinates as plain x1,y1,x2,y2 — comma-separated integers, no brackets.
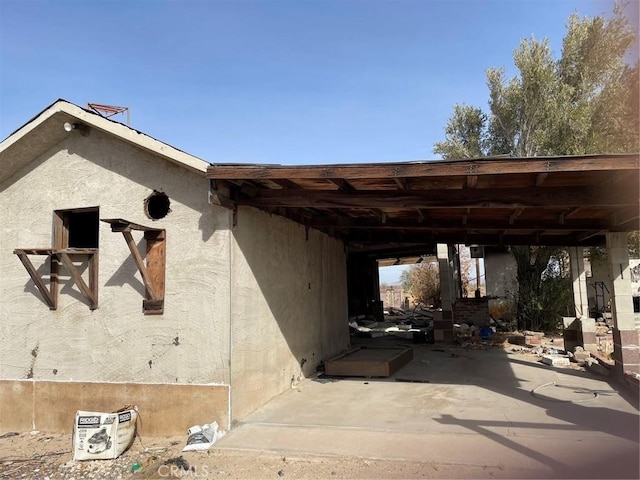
216,339,639,479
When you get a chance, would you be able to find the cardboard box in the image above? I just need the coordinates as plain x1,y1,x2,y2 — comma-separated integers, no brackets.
72,407,137,461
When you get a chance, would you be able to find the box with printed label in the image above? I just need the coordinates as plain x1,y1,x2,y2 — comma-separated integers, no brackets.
72,407,137,461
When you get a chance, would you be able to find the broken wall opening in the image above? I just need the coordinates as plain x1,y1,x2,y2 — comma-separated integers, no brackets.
144,190,171,220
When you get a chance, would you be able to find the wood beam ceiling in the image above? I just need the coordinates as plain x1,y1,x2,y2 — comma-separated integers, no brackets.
235,186,635,209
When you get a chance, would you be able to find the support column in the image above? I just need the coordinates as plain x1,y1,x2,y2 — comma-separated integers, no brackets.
435,243,454,342
569,247,590,318
606,233,639,374
569,247,596,352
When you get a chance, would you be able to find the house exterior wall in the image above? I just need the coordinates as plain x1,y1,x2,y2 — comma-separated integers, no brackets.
230,207,349,420
0,130,231,434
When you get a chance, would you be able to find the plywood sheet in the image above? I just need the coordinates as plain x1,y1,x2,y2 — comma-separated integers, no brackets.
324,347,413,377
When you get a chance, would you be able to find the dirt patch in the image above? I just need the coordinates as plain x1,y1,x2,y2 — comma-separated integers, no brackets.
0,430,514,479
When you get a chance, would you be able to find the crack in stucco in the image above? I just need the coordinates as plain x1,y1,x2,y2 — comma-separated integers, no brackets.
26,343,39,379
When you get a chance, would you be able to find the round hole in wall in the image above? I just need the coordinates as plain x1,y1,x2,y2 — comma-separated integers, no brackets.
144,190,171,220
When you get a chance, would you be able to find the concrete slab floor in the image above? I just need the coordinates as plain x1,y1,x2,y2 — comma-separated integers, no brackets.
217,338,639,479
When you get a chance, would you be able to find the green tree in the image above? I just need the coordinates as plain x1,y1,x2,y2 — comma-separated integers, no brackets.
401,261,441,308
433,105,487,159
434,6,638,330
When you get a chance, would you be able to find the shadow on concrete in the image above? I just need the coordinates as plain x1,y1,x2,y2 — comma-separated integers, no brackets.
302,335,640,478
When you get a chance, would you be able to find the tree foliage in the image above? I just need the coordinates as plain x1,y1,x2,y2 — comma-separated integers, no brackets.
510,246,573,331
401,261,441,308
434,6,638,330
434,7,638,159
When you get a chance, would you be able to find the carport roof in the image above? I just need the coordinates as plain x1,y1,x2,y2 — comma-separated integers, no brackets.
207,154,639,256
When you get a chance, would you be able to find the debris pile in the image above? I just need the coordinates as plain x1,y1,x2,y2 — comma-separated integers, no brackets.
348,307,434,342
595,321,614,357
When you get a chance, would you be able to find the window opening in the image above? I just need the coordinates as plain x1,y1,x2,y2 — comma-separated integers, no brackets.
67,210,99,248
14,207,99,310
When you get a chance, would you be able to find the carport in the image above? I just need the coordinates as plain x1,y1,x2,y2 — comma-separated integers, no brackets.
214,336,639,478
208,153,639,375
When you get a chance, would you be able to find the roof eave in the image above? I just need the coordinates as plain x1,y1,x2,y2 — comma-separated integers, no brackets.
0,99,210,177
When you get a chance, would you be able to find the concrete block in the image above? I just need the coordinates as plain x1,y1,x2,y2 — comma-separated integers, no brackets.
580,317,596,333
573,350,592,364
525,334,543,345
541,355,571,367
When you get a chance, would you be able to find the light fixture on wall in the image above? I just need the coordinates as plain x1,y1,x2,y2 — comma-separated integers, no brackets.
416,256,424,264
63,122,90,136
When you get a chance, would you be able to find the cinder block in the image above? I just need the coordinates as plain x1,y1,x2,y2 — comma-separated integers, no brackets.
525,335,543,345
541,355,571,367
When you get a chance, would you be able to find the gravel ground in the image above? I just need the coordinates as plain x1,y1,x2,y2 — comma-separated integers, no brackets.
0,430,513,480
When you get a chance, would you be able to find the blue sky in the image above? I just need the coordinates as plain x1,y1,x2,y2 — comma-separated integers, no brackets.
0,0,621,168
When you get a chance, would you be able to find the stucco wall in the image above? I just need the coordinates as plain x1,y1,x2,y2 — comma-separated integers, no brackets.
230,207,349,420
0,130,231,387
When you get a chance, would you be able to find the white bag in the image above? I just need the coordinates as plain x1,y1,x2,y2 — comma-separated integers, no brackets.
182,421,222,452
72,407,138,461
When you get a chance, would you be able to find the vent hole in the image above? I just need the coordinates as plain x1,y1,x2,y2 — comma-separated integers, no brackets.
145,191,171,220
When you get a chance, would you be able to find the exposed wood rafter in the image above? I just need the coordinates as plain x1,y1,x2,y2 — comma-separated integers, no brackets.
206,153,639,251
236,186,634,209
509,208,525,225
271,179,300,190
394,177,410,190
327,178,355,191
535,173,549,186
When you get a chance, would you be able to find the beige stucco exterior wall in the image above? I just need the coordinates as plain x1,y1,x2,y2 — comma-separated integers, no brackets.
0,130,231,387
229,207,349,420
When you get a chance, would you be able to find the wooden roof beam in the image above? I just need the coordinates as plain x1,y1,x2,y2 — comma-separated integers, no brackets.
272,178,301,189
208,179,236,209
463,208,471,225
564,206,582,219
327,178,355,191
304,216,611,231
372,209,388,224
394,177,410,190
346,231,603,247
509,208,524,225
577,230,607,243
236,186,636,209
206,154,639,180
535,173,549,186
611,208,640,227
